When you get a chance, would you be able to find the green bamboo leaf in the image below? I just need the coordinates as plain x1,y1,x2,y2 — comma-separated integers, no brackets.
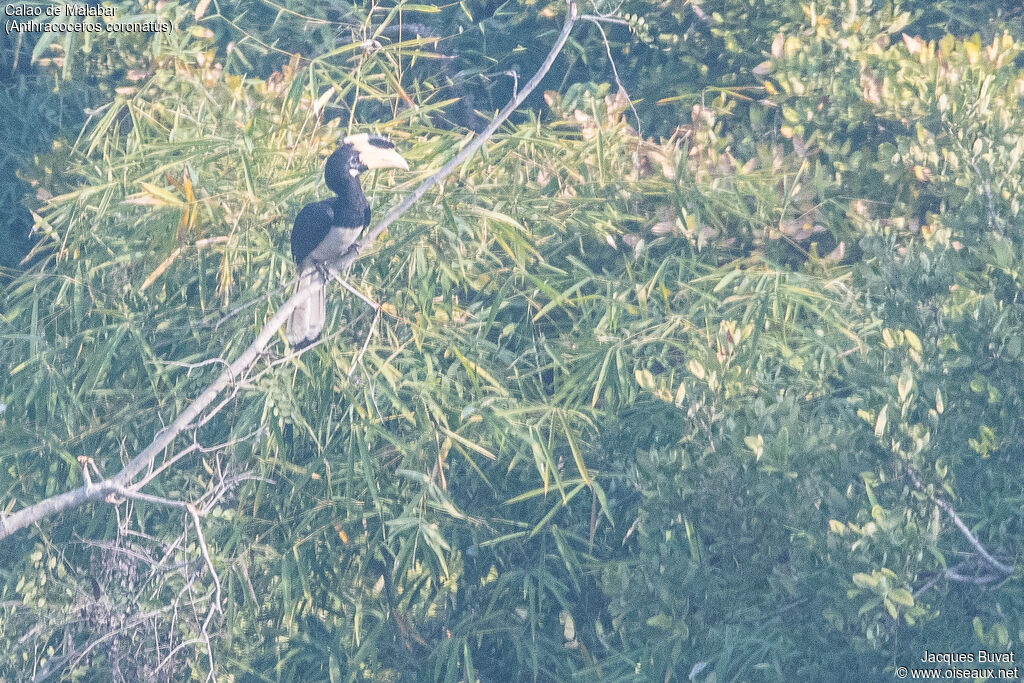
874,405,888,438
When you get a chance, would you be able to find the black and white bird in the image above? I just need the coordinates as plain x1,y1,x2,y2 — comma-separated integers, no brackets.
286,134,408,348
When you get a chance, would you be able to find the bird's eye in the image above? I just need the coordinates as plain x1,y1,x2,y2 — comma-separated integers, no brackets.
347,156,363,176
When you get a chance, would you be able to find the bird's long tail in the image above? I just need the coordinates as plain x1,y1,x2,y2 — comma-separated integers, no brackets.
286,270,326,348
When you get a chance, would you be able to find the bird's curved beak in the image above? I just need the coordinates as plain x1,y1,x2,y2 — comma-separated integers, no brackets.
345,133,409,171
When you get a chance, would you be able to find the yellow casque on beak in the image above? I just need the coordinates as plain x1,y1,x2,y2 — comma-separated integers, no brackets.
344,133,409,171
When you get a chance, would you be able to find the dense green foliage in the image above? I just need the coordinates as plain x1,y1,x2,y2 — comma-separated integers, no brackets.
2,0,1023,680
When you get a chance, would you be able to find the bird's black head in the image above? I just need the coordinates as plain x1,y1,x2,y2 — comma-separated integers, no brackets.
324,134,408,194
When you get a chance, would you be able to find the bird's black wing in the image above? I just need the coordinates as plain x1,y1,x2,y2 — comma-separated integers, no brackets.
291,199,335,267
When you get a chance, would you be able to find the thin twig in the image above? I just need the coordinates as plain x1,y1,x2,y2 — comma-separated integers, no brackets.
945,568,1001,584
932,496,1014,575
332,272,380,310
44,605,177,682
186,503,222,616
141,430,261,490
156,357,232,376
203,278,293,330
107,484,188,510
579,14,642,153
102,487,223,614
913,572,942,600
348,307,381,379
906,467,1014,576
578,14,628,25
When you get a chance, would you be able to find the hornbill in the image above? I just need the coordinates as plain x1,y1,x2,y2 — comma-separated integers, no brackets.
286,134,408,348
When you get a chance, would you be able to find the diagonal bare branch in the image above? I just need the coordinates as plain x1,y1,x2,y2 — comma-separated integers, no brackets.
0,0,579,543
